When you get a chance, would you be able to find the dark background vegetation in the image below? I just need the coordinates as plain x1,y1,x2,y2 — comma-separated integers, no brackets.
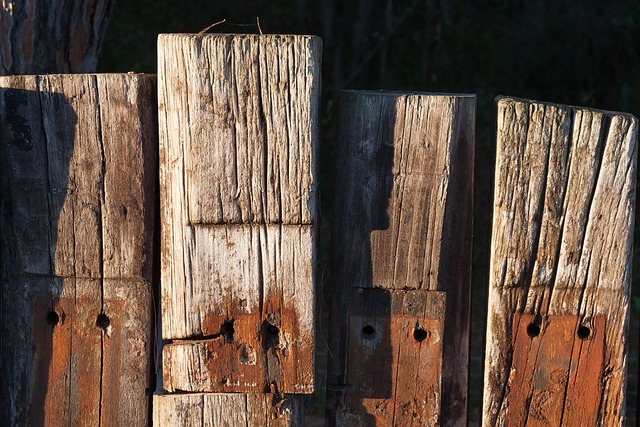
99,0,640,422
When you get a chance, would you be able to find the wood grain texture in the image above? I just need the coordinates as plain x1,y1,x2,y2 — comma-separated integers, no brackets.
158,33,319,401
153,393,303,426
0,0,114,74
482,97,637,426
327,91,475,426
343,289,445,426
158,34,320,227
161,225,314,394
0,74,156,426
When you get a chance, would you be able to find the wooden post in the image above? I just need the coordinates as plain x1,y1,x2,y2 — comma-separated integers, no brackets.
154,34,321,425
326,91,475,426
0,74,157,425
482,97,637,426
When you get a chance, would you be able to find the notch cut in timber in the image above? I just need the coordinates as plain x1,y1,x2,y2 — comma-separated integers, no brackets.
482,97,637,426
160,224,314,394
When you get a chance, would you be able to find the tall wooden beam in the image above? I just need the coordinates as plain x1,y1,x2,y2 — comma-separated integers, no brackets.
0,74,157,426
154,34,321,425
483,97,637,426
326,91,475,426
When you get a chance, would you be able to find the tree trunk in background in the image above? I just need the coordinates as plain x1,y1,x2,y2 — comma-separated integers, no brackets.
0,0,114,75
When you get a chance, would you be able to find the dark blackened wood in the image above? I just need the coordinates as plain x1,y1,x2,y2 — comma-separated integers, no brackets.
0,1,114,75
483,97,637,426
327,91,475,426
0,74,157,426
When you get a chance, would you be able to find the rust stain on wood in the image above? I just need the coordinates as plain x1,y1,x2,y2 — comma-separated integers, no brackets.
506,313,605,426
341,289,445,426
32,296,71,426
31,292,102,425
163,292,313,394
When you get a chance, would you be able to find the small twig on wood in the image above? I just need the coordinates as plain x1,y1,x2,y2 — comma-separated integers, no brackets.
197,19,226,36
257,17,263,35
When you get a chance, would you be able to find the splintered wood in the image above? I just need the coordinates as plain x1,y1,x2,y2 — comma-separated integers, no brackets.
326,91,475,426
483,97,637,426
0,74,157,426
155,34,320,425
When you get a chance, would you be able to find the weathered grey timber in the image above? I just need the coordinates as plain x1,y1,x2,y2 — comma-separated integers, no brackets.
154,33,321,425
326,91,475,426
0,74,157,426
482,97,637,426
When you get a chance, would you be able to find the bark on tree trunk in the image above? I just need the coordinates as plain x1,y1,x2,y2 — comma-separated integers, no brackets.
0,0,114,75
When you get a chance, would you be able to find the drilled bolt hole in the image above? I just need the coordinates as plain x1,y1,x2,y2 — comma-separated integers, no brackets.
577,325,591,339
361,325,376,340
262,321,281,349
96,313,110,329
46,310,60,326
413,328,428,343
221,319,235,343
526,323,540,338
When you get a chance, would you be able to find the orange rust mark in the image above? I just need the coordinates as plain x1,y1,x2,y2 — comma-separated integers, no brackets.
71,293,102,423
32,296,72,426
506,313,605,426
31,293,108,425
345,315,444,426
100,299,124,426
168,291,312,393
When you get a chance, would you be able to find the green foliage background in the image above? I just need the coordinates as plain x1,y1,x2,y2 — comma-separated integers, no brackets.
99,0,640,422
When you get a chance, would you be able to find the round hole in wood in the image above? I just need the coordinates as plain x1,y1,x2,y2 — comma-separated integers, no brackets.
526,323,540,338
221,319,235,343
46,310,59,326
577,325,591,339
413,328,428,343
361,325,376,340
262,321,281,349
96,313,110,329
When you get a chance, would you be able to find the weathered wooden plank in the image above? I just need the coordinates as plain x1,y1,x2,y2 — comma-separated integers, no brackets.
0,74,156,426
161,224,313,345
482,97,637,426
342,289,445,426
161,224,314,394
157,32,320,409
327,91,475,426
98,75,157,280
153,393,304,426
101,279,154,426
158,33,320,228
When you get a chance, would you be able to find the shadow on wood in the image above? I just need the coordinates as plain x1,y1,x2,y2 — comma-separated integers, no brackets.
327,91,475,426
0,85,76,425
0,74,157,426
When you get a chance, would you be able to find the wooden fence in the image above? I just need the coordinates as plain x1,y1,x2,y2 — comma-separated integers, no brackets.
0,34,637,427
